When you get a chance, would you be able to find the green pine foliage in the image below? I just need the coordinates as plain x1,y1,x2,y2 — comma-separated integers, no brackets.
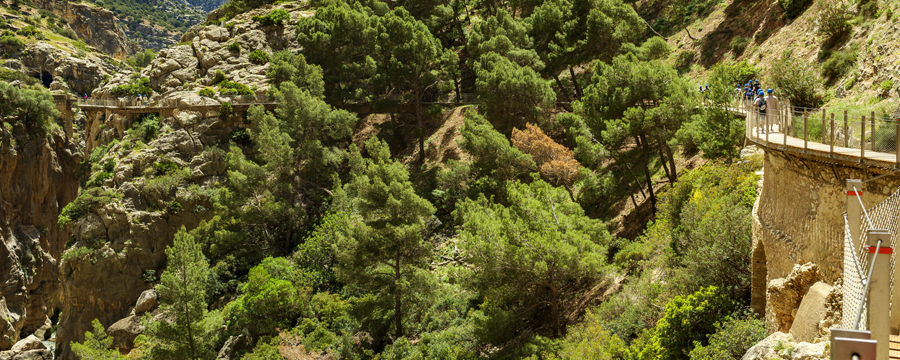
457,177,612,339
332,137,436,339
142,228,222,360
224,257,306,340
475,52,555,134
53,0,782,358
70,319,126,359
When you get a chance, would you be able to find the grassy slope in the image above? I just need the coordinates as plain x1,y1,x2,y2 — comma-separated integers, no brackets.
652,0,900,115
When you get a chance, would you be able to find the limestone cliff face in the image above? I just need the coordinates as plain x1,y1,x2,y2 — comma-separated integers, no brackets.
0,117,81,350
55,100,244,358
5,42,124,95
31,0,136,59
96,2,312,98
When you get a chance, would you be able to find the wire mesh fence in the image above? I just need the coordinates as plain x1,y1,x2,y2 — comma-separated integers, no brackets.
843,214,868,329
841,188,900,329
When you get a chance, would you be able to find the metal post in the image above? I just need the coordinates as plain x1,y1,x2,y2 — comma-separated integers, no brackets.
766,109,770,144
845,110,849,147
830,113,835,157
866,230,892,360
871,112,876,152
862,116,867,163
822,108,827,143
805,112,809,150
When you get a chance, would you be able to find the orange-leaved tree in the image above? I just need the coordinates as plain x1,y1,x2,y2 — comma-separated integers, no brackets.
511,123,582,187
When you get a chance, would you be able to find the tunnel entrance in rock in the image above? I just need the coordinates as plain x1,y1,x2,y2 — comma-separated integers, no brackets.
31,71,52,88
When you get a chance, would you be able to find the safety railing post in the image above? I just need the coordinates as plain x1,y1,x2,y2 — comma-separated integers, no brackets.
844,110,849,147
871,112,876,152
804,111,809,151
822,108,827,143
862,115,867,164
866,229,892,360
765,109,770,144
830,113,834,158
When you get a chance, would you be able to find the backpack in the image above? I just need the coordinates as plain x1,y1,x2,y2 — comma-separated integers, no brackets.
758,97,767,111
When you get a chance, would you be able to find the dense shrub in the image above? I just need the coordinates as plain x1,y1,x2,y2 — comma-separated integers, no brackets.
16,25,37,38
249,49,269,65
817,2,851,45
126,49,157,69
58,188,122,227
689,317,766,360
769,50,822,108
0,69,38,85
0,31,23,55
218,80,253,95
110,77,153,97
0,81,60,133
821,48,857,82
213,70,227,84
730,36,749,55
198,87,215,97
252,9,289,26
628,287,733,360
219,101,233,117
779,0,813,19
228,42,241,53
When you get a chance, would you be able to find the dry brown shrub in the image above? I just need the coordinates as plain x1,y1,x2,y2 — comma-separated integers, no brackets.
511,123,582,186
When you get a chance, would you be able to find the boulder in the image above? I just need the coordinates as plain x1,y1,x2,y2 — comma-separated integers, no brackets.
10,336,44,353
767,263,819,332
790,342,826,360
107,315,144,351
0,299,22,351
217,335,248,360
789,282,834,342
11,350,51,360
741,331,795,360
134,289,159,315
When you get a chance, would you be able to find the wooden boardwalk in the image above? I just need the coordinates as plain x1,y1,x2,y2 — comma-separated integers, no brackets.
742,109,900,170
77,103,278,113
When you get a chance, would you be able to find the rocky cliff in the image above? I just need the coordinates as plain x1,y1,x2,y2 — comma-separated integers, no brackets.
96,2,312,99
31,0,137,60
4,41,124,96
0,108,81,351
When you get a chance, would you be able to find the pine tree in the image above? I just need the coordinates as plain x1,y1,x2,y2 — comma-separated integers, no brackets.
143,228,219,360
333,137,436,339
70,319,124,360
456,178,611,336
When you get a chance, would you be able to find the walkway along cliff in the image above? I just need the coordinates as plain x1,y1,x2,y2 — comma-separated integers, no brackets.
742,102,900,349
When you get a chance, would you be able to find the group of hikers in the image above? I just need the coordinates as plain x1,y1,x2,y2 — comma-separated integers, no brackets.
699,80,780,133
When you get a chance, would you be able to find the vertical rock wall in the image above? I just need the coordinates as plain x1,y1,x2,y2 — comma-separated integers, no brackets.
0,120,81,350
752,150,900,332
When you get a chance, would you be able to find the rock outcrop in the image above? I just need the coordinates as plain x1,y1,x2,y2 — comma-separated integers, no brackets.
107,315,144,351
55,91,247,358
789,282,834,342
767,263,819,333
97,2,313,100
4,41,124,95
30,0,136,59
0,108,81,350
